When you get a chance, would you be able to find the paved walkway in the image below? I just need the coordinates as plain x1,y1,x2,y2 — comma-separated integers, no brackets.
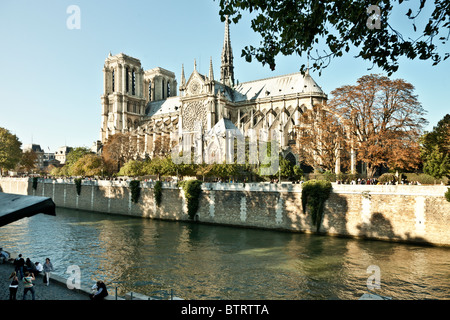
0,261,89,300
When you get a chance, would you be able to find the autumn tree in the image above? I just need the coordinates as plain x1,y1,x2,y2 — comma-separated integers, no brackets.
295,106,349,173
329,74,427,177
20,150,38,173
102,132,145,173
218,0,450,75
0,127,22,175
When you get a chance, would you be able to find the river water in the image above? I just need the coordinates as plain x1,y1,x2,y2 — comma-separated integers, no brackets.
0,207,449,300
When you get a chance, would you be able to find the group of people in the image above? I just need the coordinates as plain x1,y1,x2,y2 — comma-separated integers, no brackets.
7,253,54,300
4,249,108,300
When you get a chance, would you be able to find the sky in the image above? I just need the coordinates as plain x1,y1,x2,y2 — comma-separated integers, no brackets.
0,0,448,153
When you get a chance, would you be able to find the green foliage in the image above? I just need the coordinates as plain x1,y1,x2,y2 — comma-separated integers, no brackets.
154,180,162,207
219,1,450,75
423,145,450,179
445,188,450,202
74,178,82,195
178,179,203,219
301,180,332,232
118,160,146,177
129,180,141,203
66,147,90,167
420,114,450,158
404,173,448,185
0,127,22,174
70,154,104,177
32,177,38,190
378,173,397,184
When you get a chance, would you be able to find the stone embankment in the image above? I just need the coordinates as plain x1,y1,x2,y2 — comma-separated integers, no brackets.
1,177,449,246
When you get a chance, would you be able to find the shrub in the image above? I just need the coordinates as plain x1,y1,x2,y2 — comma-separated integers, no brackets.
445,188,450,202
301,180,332,232
154,180,162,207
404,173,448,185
32,177,38,190
74,178,82,195
378,173,396,184
129,180,141,203
178,179,203,220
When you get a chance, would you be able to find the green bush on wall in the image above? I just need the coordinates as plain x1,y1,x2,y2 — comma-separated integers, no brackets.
301,179,332,232
154,180,162,207
445,188,450,202
32,177,38,190
74,178,82,196
178,180,203,220
130,180,141,203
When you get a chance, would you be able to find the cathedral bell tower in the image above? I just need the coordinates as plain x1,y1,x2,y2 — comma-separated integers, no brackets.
101,53,146,143
220,16,234,87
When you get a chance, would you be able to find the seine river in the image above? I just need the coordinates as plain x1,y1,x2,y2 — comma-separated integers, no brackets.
1,207,449,300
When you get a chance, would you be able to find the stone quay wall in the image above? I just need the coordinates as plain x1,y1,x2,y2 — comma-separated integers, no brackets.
1,177,449,246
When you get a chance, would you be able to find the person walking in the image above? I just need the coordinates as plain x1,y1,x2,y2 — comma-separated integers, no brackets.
22,272,35,300
14,254,25,280
43,258,54,286
8,271,19,300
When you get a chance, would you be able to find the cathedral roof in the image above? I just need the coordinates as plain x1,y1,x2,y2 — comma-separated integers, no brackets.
146,97,181,117
205,118,243,137
232,71,325,102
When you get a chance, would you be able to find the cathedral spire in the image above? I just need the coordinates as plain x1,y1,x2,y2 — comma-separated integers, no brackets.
181,64,186,87
220,15,234,87
209,56,214,81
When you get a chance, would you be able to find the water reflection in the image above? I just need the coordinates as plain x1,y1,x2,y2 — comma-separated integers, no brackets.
0,207,449,300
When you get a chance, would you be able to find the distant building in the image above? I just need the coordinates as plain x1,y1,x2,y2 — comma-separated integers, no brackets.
55,146,73,164
43,153,60,168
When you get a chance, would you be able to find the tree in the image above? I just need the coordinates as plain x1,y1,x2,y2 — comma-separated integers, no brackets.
118,159,146,177
423,145,450,178
295,106,349,172
66,147,91,168
330,74,427,177
20,150,38,173
420,114,450,158
0,127,22,175
102,132,144,173
218,0,450,75
70,154,105,177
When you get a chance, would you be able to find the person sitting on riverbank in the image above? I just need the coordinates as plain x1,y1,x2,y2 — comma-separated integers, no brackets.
25,258,37,273
0,248,9,264
34,261,43,275
90,280,108,300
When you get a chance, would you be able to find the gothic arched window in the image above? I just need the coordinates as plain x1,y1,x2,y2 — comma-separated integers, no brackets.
126,67,129,92
148,81,152,101
112,70,115,92
161,79,165,99
132,70,136,95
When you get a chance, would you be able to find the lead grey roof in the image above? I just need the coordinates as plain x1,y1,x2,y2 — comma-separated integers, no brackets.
146,97,181,117
232,71,325,102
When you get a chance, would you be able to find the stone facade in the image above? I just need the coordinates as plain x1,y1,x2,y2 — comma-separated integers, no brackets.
1,178,449,246
99,17,345,171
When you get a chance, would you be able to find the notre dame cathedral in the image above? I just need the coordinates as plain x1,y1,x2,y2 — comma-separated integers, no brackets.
100,17,331,172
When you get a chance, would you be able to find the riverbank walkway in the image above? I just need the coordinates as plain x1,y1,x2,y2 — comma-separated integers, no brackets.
0,261,90,300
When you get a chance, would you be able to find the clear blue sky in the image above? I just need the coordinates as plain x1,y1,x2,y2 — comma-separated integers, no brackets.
0,0,448,153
